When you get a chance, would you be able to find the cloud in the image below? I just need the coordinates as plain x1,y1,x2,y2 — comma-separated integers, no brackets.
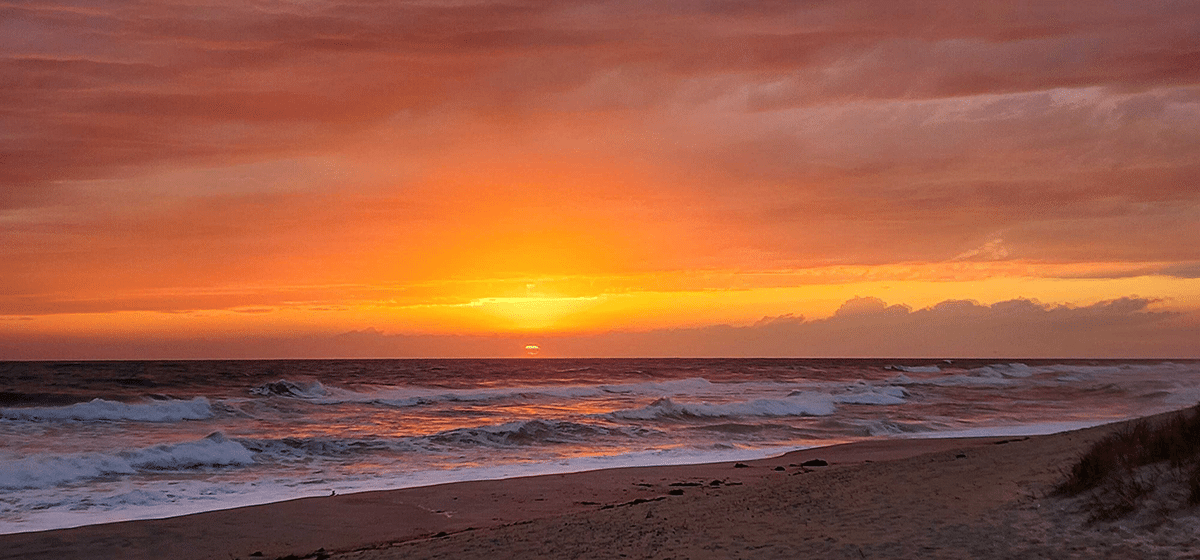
1160,262,1200,279
552,297,1195,358
2,297,1195,359
834,296,896,317
4,0,1198,192
1,0,1199,316
953,238,1011,261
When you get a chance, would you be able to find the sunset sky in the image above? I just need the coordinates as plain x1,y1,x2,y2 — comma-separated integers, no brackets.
2,0,1199,358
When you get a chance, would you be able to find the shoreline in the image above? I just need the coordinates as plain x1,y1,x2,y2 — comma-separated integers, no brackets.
0,415,1150,560
0,417,1126,538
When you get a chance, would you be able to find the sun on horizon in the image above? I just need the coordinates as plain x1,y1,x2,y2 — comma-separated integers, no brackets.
1,1,1198,359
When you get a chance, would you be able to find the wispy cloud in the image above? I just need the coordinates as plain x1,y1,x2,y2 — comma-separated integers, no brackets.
1,0,1198,350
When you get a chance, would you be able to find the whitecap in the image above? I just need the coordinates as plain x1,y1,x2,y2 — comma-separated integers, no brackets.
0,433,254,490
0,397,214,423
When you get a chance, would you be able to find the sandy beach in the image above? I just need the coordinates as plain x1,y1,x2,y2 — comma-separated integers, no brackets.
4,411,1199,560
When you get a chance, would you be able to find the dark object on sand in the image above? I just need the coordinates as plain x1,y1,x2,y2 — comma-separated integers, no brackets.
800,459,828,467
668,489,684,495
734,463,749,468
773,466,786,471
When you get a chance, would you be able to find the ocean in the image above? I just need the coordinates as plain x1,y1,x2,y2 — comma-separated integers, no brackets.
2,358,1198,534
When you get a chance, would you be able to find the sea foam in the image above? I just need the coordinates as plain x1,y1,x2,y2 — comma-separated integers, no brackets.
0,433,254,490
234,420,658,459
831,383,907,405
0,397,214,422
425,419,647,448
608,395,838,420
249,379,330,399
249,376,725,409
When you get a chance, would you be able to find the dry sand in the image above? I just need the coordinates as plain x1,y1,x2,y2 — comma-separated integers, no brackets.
4,413,1199,560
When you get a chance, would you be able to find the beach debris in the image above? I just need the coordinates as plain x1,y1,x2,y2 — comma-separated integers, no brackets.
773,466,786,471
993,437,1030,445
600,496,666,510
734,462,750,468
271,548,328,560
800,459,828,467
956,453,967,459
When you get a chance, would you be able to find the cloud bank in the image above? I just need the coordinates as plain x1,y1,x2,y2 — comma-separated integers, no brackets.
3,297,1195,360
3,1,1199,280
1,1,1198,354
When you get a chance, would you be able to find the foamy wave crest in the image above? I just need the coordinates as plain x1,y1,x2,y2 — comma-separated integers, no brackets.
886,363,1042,387
861,419,935,436
885,362,1186,389
830,382,907,405
0,397,213,422
971,363,1036,378
608,395,836,420
234,420,654,458
249,379,330,399
425,419,646,448
598,377,716,395
237,435,396,459
887,365,942,373
966,362,1138,379
279,377,722,409
0,433,254,490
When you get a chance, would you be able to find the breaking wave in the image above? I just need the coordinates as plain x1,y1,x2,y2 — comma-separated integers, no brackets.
608,395,838,420
0,397,214,423
0,433,254,490
887,365,942,373
424,419,652,448
246,377,726,409
828,381,908,405
234,419,657,459
249,379,331,399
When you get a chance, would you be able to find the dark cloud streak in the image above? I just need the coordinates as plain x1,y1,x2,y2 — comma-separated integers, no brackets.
4,0,1198,192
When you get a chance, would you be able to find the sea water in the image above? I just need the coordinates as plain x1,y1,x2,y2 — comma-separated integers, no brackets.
2,358,1198,534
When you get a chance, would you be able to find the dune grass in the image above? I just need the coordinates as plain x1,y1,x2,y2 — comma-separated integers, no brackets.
1056,404,1200,521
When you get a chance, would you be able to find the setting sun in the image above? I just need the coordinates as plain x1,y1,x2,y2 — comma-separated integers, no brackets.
5,2,1200,556
0,0,1197,359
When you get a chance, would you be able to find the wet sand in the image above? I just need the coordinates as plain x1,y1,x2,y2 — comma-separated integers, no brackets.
4,412,1197,559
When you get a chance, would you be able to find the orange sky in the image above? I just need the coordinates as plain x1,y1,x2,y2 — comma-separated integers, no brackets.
2,1,1199,358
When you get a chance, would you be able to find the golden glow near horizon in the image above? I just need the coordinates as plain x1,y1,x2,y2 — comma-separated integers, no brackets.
7,266,1199,336
1,1,1199,358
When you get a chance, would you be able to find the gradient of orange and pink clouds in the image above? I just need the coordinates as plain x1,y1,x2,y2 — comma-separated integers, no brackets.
2,0,1198,358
